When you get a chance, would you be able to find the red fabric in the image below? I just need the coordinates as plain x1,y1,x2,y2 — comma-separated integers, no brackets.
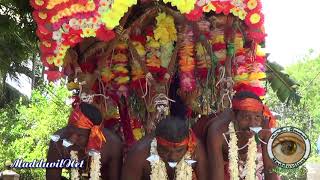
118,99,135,147
68,107,106,151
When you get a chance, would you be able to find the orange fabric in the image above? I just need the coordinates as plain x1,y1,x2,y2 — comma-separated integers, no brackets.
232,98,276,128
68,107,106,151
156,129,197,153
263,105,277,128
232,98,263,112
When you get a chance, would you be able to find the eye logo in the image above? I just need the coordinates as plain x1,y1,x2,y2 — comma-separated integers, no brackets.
267,127,311,169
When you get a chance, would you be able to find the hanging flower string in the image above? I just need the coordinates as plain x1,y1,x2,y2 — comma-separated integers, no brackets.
111,42,130,97
233,43,266,97
89,152,102,180
179,26,196,92
154,13,177,72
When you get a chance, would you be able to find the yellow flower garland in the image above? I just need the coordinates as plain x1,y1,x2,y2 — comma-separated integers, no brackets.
101,0,138,29
163,0,196,14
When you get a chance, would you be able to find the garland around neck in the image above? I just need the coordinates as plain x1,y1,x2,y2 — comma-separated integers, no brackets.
147,138,196,180
51,136,102,180
228,122,258,180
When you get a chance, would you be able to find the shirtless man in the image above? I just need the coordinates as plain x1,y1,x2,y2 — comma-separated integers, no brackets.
46,102,123,180
207,91,279,180
121,116,208,180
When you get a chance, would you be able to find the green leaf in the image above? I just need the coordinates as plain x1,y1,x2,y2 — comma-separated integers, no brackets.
266,61,301,105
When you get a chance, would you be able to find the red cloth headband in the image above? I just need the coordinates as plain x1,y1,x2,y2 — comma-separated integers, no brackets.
156,129,197,153
232,98,276,128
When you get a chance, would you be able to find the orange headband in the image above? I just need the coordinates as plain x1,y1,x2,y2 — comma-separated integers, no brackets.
232,98,263,112
68,107,106,151
232,98,276,128
156,129,197,153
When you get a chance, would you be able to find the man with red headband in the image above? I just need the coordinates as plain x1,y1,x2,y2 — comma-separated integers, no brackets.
207,91,279,180
46,102,123,180
121,116,208,180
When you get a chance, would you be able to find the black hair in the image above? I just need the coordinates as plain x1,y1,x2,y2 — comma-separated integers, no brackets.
233,91,262,102
79,102,102,125
155,116,189,143
169,73,188,119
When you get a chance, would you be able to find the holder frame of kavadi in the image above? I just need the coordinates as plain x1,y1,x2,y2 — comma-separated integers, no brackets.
31,0,267,146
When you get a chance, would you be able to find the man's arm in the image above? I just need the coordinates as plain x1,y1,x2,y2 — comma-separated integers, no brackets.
46,141,62,180
261,143,280,180
121,147,145,180
194,140,208,180
260,118,280,180
102,140,123,180
207,126,225,180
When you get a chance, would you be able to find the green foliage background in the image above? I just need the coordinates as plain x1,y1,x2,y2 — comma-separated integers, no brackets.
0,84,70,179
265,54,320,179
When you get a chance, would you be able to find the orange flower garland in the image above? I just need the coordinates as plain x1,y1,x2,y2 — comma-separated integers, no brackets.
111,43,130,97
179,26,196,92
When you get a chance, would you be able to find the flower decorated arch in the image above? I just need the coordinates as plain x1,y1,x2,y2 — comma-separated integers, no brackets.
30,0,268,144
31,0,265,67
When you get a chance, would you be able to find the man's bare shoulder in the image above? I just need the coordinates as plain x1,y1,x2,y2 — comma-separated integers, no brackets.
127,135,153,158
103,128,122,145
53,127,67,137
206,116,230,152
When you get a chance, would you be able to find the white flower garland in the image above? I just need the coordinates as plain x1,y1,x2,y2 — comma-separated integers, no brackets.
69,150,102,180
148,139,194,180
228,122,257,180
228,122,239,180
70,150,80,180
244,136,257,180
89,152,102,180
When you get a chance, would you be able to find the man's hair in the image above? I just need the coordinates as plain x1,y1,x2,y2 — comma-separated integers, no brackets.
79,102,102,125
155,116,189,143
233,91,262,102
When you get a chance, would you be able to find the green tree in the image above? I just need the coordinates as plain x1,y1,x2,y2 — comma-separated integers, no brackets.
265,54,320,179
0,83,70,179
0,0,40,105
